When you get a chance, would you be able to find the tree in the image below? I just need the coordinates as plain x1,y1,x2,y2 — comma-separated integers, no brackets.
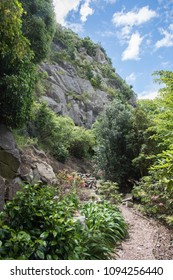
20,0,56,63
132,103,159,177
93,99,138,188
0,0,36,127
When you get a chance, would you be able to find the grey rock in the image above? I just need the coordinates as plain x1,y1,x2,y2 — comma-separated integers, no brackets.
8,177,23,200
34,162,56,185
0,124,20,179
0,176,5,210
41,61,110,128
95,47,108,64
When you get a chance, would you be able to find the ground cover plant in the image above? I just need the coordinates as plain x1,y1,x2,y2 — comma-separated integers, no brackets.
0,180,127,260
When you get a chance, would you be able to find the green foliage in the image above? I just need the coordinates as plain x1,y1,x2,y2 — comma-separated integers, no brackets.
33,103,73,162
0,184,82,260
53,24,82,52
33,103,94,162
132,72,173,225
81,201,127,259
12,129,38,148
93,99,138,187
82,37,97,56
133,147,173,222
132,105,159,177
0,183,127,260
85,64,94,80
0,0,32,67
20,0,56,63
91,74,102,89
96,180,122,203
70,127,95,159
0,0,36,128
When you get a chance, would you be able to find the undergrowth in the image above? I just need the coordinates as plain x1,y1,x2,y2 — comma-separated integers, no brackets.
0,181,127,260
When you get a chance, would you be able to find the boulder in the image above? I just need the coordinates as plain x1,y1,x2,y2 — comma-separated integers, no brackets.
0,124,20,179
33,162,57,185
20,147,57,185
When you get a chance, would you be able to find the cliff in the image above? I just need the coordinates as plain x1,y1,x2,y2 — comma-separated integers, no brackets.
39,24,135,128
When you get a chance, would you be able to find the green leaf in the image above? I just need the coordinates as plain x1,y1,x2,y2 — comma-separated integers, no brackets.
36,250,45,260
40,232,49,239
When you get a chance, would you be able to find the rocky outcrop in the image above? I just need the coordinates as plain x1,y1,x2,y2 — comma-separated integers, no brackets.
41,62,111,128
0,124,57,209
39,25,135,128
20,146,57,185
0,124,20,179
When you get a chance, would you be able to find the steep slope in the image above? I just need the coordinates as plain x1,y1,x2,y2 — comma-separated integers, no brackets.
39,24,135,128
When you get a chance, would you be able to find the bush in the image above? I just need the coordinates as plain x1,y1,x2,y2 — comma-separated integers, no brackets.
0,184,80,260
70,127,95,159
132,148,173,224
0,182,127,260
33,103,74,162
33,103,95,162
96,180,122,204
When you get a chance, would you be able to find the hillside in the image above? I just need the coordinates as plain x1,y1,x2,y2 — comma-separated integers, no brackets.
39,24,135,128
1,1,173,261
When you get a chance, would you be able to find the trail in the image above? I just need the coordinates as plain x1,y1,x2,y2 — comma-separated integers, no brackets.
116,205,173,260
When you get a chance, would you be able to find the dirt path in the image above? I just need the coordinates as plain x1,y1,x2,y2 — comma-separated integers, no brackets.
116,205,173,260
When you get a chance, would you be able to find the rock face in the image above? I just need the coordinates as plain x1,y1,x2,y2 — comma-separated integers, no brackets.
0,124,57,209
20,146,57,185
0,124,20,179
41,62,111,128
39,26,135,128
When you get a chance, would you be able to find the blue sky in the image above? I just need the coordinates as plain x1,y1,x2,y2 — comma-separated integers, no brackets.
53,0,173,99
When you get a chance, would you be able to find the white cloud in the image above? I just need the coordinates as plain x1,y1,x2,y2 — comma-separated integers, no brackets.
67,22,84,33
126,72,137,83
105,0,117,3
53,0,81,25
98,30,116,37
112,6,157,28
161,61,171,68
138,90,158,100
155,25,173,49
122,32,143,61
80,0,94,22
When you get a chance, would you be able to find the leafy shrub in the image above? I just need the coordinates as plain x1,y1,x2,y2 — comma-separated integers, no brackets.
81,201,127,259
0,184,81,260
0,182,127,260
96,180,122,203
91,74,102,89
82,37,97,56
33,103,94,162
70,127,95,159
33,103,74,162
132,148,173,224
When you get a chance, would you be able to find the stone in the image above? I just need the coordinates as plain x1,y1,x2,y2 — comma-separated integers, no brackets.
8,177,23,200
0,124,20,179
34,162,56,185
0,176,5,210
20,147,57,185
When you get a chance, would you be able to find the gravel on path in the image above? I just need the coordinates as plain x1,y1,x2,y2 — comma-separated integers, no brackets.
116,205,173,260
